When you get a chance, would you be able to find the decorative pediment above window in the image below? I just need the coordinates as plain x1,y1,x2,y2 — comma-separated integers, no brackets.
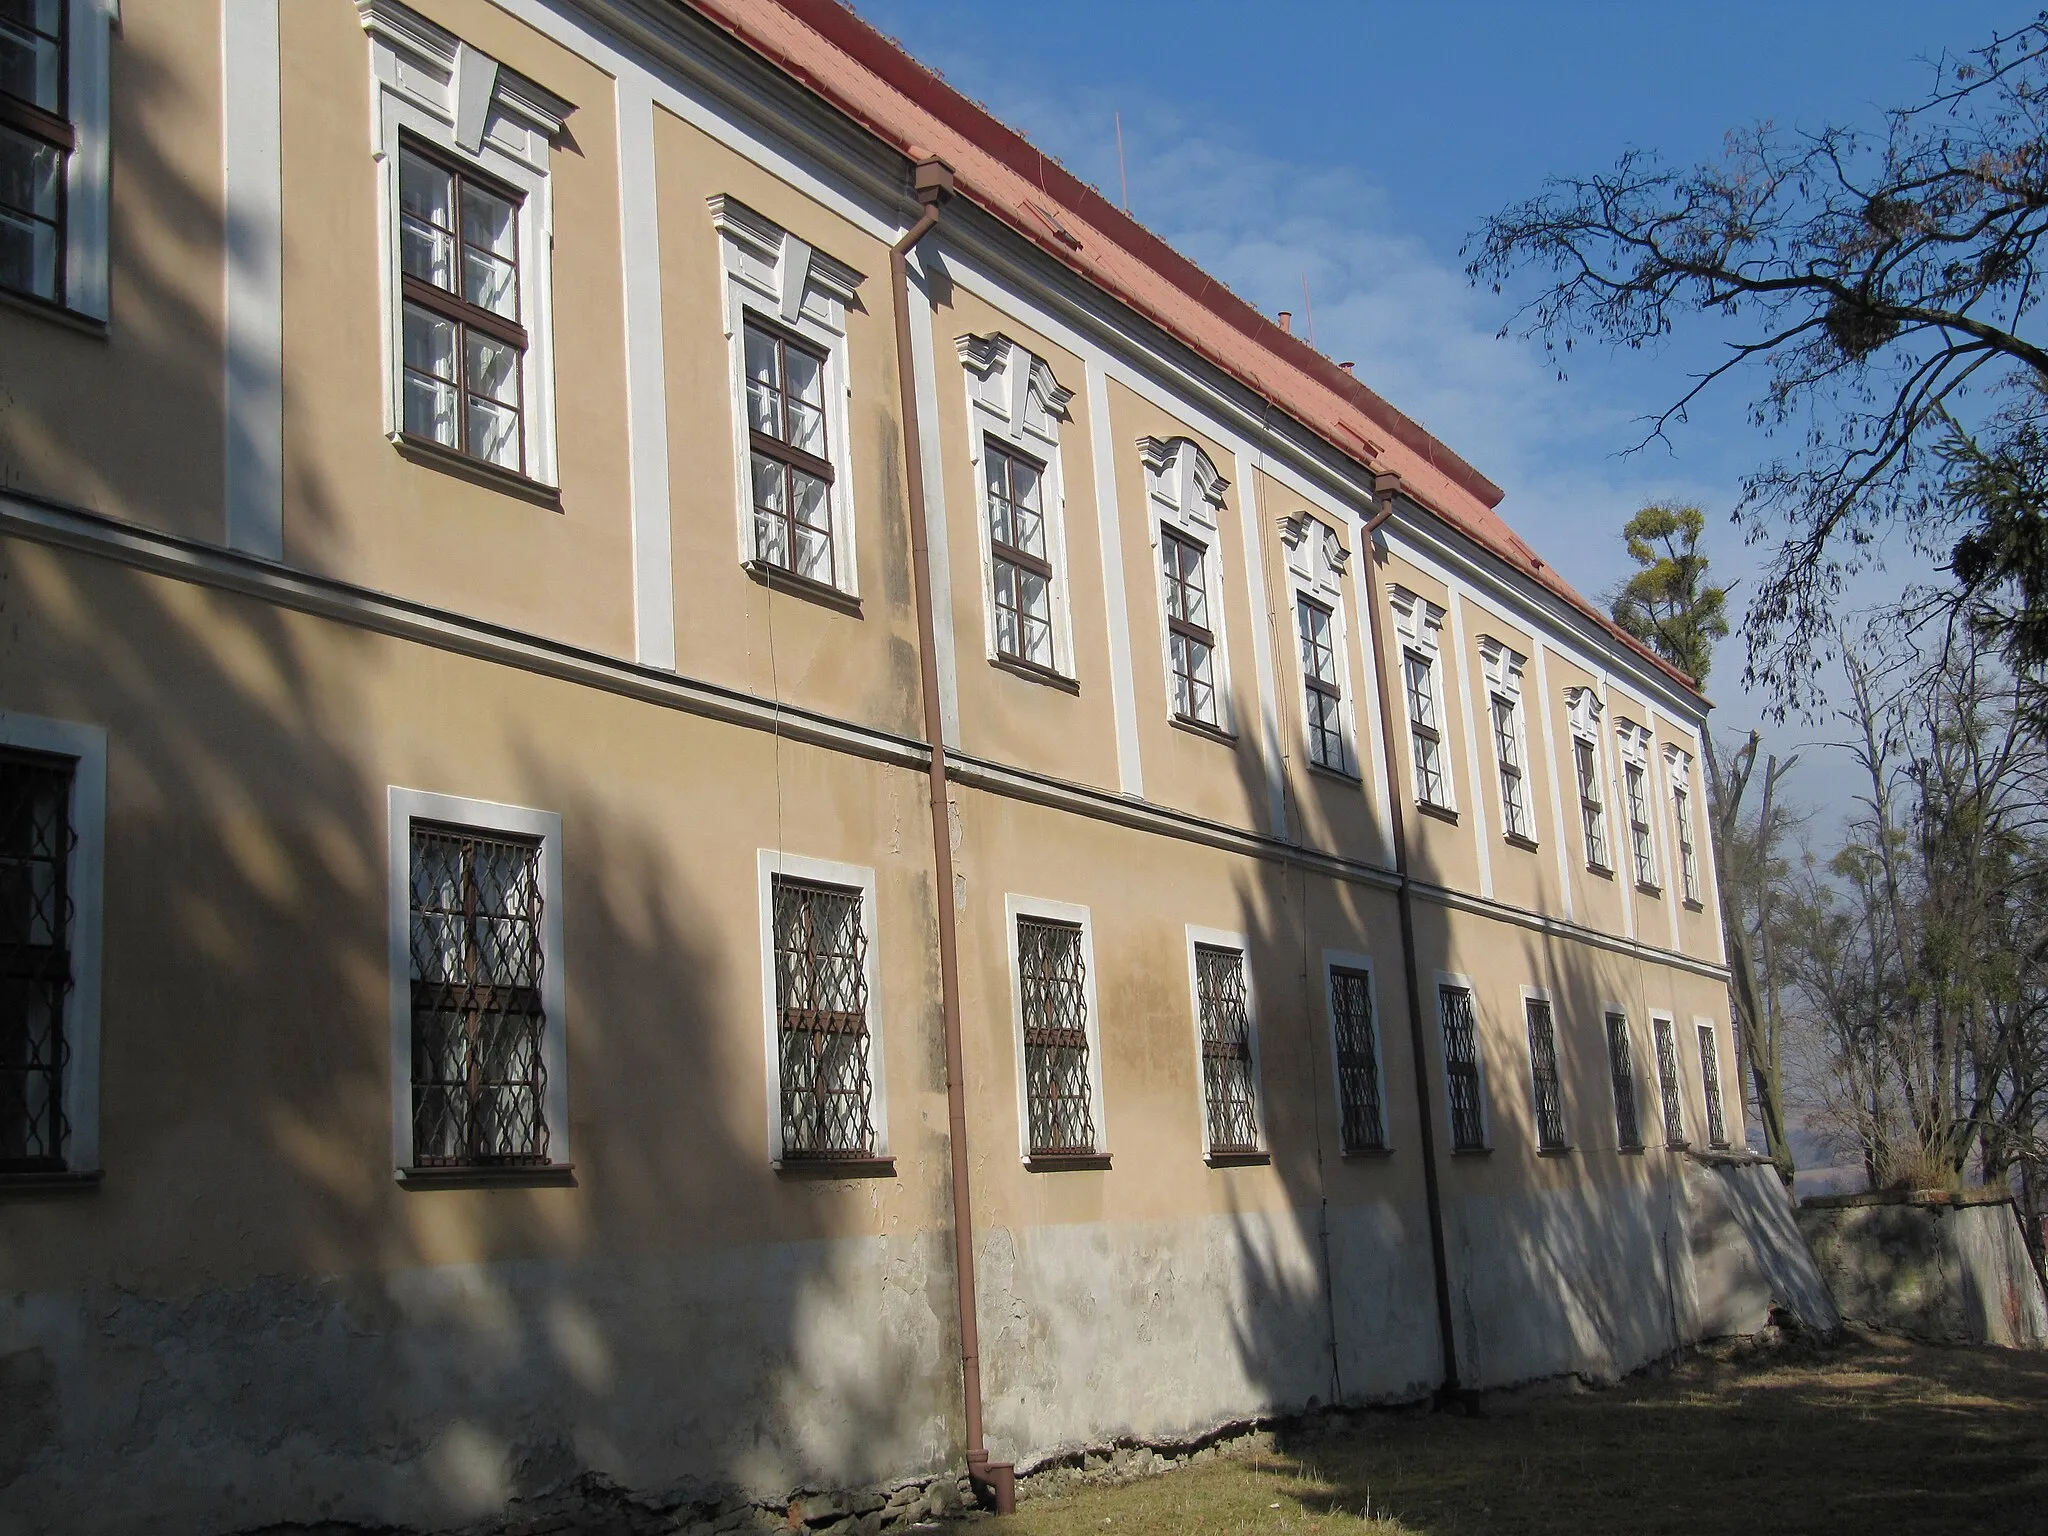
359,0,573,169
956,332,1073,444
1479,636,1527,698
1615,718,1653,763
1662,742,1693,777
1138,436,1228,531
1276,512,1349,598
1388,586,1445,656
708,195,865,335
1565,685,1604,738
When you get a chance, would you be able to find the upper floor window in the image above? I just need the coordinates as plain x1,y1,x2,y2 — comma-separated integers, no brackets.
365,1,572,489
1617,719,1659,890
711,198,864,597
0,0,111,317
1329,963,1385,1152
1567,688,1609,870
1439,982,1486,1151
1014,911,1098,1158
1698,1022,1729,1148
1279,512,1355,775
1606,1011,1642,1149
1481,638,1532,844
1298,597,1345,771
1142,436,1234,733
1391,588,1453,812
1162,529,1219,728
1192,937,1261,1156
1667,745,1703,904
1524,994,1568,1151
1652,1015,1685,1146
961,333,1075,678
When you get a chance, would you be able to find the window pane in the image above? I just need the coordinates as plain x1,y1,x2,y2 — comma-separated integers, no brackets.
744,325,782,438
984,450,1013,548
786,397,827,458
1009,490,1047,562
398,151,456,292
459,182,518,317
401,304,459,447
0,124,59,301
750,453,788,568
790,469,833,585
0,1,63,114
1017,567,1053,665
466,394,520,470
783,341,825,410
465,329,519,406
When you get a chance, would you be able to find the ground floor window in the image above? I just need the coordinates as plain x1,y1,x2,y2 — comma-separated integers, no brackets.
1196,944,1259,1153
1440,984,1486,1151
772,875,876,1161
1330,966,1385,1151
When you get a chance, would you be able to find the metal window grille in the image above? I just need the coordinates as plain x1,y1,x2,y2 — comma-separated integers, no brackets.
1298,596,1346,770
744,317,837,585
1330,967,1384,1152
1654,1018,1685,1146
408,825,549,1167
1575,737,1609,869
1674,783,1702,903
1606,1012,1641,1148
986,440,1056,670
0,749,74,1170
1525,998,1567,1151
1491,694,1529,840
1162,528,1219,727
1195,945,1259,1153
1017,918,1095,1155
0,0,70,304
1626,762,1656,886
1405,650,1448,807
397,140,528,472
1698,1024,1729,1148
1439,985,1485,1151
772,876,875,1160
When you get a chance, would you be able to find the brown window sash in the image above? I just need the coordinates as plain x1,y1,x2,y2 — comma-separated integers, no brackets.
0,92,74,152
400,272,528,351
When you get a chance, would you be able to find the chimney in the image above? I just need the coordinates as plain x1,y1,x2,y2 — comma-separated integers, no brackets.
1277,311,1292,334
1339,362,1354,374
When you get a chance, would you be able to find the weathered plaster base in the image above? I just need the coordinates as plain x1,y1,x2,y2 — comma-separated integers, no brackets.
1797,1194,2048,1348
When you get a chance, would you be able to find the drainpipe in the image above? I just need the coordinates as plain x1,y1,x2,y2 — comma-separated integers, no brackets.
1359,476,1462,1397
889,153,1018,1516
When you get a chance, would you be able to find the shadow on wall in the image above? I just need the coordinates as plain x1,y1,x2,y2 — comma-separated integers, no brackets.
0,27,960,1536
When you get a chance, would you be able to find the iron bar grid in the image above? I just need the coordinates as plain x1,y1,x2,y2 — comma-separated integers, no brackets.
1439,985,1485,1151
1017,917,1095,1156
1654,1018,1686,1146
1525,997,1567,1151
1330,967,1385,1152
1699,1024,1729,1148
409,825,549,1167
1606,1012,1641,1149
773,876,876,1161
1196,945,1259,1154
0,749,73,1171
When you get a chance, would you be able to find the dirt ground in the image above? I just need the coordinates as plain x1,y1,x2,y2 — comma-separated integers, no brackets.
979,1330,2048,1536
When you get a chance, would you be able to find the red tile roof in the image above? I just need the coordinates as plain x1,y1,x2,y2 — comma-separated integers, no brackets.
672,0,1702,699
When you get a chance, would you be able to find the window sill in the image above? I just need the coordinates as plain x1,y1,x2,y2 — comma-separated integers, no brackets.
397,1163,577,1188
1340,1145,1394,1160
1663,1139,1692,1152
1451,1145,1493,1156
1586,863,1615,880
991,654,1080,694
775,1156,897,1179
1307,761,1362,787
1170,715,1239,748
1636,881,1663,899
0,1168,103,1192
1416,802,1459,826
1025,1152,1112,1172
1536,1145,1576,1158
1618,1144,1647,1156
744,558,863,617
1503,833,1541,853
393,433,564,509
1204,1149,1271,1168
1682,898,1705,913
0,283,108,337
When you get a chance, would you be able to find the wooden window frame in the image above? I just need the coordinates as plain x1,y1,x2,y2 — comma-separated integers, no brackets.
1162,527,1220,729
1405,648,1449,809
1298,595,1346,772
0,0,70,306
1575,735,1610,871
984,437,1058,675
745,314,839,588
1625,760,1657,889
1674,778,1702,904
1491,691,1531,842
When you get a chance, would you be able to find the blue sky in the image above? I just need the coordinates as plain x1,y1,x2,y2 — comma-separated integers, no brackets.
852,0,2026,828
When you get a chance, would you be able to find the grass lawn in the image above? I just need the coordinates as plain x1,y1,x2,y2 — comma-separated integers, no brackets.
983,1331,2048,1536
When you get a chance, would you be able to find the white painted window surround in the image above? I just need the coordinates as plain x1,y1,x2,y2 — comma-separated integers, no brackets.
958,332,1078,674
714,195,865,594
1004,893,1108,1161
0,712,106,1175
385,786,568,1175
1277,511,1359,777
7,0,116,321
1143,436,1235,732
359,0,572,488
754,849,890,1167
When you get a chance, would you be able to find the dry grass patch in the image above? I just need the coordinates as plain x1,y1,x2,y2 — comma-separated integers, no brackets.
982,1331,2048,1536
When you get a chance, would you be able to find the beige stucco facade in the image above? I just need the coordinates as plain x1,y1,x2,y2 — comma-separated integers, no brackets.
0,3,1750,1532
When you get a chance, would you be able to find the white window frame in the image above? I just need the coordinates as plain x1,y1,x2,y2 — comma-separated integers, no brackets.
1278,512,1359,777
714,195,866,594
1391,586,1455,812
386,786,568,1175
3,0,115,320
1005,894,1108,1162
958,332,1078,674
1141,435,1237,734
1566,686,1611,871
1435,969,1490,1152
1602,1002,1645,1150
1480,637,1534,844
1185,925,1265,1159
1519,982,1570,1151
0,712,106,1174
1616,718,1661,891
1696,1016,1731,1148
1665,743,1703,905
361,0,571,487
1651,1009,1686,1147
1322,948,1389,1153
756,849,890,1167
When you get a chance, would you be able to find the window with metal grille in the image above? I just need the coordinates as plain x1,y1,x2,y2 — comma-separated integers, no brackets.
1606,1012,1641,1149
1195,945,1259,1153
986,439,1056,670
1575,736,1609,869
1439,984,1485,1151
1625,761,1657,887
1298,596,1346,771
1491,693,1530,840
1653,1017,1685,1146
0,749,73,1170
1017,918,1095,1155
1162,528,1219,728
1525,997,1567,1151
1330,967,1385,1152
1674,778,1702,903
1698,1024,1729,1148
0,0,67,304
398,142,528,473
408,825,549,1167
1405,650,1449,808
745,317,837,586
772,876,875,1160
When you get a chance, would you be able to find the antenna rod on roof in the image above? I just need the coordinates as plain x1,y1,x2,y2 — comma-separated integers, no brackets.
1115,110,1130,213
1301,270,1316,346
